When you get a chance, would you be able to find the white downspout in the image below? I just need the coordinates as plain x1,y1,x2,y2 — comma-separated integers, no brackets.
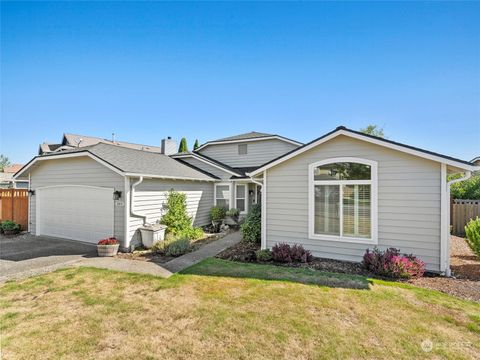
130,176,147,226
444,170,472,276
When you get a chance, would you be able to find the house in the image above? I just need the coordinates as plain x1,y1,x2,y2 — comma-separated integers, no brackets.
0,164,28,188
14,127,478,275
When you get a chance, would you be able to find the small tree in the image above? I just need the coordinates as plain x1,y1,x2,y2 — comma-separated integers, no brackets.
193,139,200,151
0,154,11,172
160,190,193,236
450,174,480,200
360,125,385,138
178,138,188,153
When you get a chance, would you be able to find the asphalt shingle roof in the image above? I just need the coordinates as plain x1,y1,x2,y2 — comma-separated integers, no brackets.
40,143,218,181
212,131,274,142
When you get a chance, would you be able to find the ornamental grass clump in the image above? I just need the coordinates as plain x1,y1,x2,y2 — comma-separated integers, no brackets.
363,247,425,279
465,217,480,258
271,243,313,263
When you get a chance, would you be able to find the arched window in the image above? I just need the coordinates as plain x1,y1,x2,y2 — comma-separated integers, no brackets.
308,157,378,244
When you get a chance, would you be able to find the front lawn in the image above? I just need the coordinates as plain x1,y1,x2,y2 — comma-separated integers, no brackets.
1,259,479,359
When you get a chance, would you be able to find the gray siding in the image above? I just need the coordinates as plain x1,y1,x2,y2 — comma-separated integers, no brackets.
29,157,125,244
265,135,442,272
198,138,298,168
178,157,232,181
127,179,214,246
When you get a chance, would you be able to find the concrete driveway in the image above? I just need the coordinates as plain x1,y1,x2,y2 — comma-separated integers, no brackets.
0,233,96,281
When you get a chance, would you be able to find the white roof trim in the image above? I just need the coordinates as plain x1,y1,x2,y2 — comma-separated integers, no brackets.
14,152,125,179
249,129,477,176
124,173,218,182
196,135,302,151
171,153,241,176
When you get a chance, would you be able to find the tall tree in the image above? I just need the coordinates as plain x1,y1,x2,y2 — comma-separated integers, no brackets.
193,139,200,151
178,137,188,153
0,154,11,171
360,124,385,138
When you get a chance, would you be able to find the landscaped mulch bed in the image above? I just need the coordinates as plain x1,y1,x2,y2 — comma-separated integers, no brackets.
117,230,232,263
408,236,480,302
216,236,480,302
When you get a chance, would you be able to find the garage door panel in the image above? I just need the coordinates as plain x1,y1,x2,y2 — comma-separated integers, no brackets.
37,186,114,243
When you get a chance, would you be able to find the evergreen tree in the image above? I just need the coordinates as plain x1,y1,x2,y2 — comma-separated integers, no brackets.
193,139,200,151
178,137,188,152
360,124,385,138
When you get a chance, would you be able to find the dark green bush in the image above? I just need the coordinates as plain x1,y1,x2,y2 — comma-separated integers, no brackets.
241,204,261,243
165,238,191,257
255,249,272,262
1,220,20,232
210,206,226,222
465,217,480,258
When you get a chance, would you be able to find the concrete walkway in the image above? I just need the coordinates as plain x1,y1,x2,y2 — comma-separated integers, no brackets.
163,231,242,273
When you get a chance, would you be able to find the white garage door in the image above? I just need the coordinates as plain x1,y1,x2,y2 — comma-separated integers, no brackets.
37,186,114,243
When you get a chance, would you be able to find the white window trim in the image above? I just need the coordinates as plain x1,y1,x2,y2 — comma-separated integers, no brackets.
235,183,247,214
214,182,232,209
308,157,378,245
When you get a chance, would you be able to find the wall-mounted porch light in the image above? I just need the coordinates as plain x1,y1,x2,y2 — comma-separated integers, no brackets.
113,190,122,200
28,189,35,196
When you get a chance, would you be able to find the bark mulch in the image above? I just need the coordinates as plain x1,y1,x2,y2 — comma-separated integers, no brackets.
216,236,480,302
408,236,480,302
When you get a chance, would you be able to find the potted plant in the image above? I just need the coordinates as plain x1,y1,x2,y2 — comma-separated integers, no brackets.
1,220,21,235
225,208,240,225
97,237,120,257
210,206,226,232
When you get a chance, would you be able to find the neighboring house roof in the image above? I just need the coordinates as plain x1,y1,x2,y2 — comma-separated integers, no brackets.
39,133,164,155
471,156,480,166
196,131,302,151
17,143,219,182
3,164,24,173
249,126,478,176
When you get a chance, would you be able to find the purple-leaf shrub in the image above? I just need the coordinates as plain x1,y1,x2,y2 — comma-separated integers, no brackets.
272,243,313,263
363,247,425,279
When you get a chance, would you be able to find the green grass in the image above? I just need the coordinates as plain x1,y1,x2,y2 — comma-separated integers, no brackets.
0,260,479,359
181,257,370,289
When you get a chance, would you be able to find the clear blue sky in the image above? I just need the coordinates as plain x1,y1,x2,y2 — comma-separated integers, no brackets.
1,1,479,163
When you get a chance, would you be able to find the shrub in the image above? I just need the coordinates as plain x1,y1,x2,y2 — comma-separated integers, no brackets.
226,208,240,218
210,206,226,222
363,247,425,279
160,190,200,240
165,238,191,257
465,217,480,258
241,204,261,243
255,249,272,262
450,174,480,200
271,243,313,263
179,226,204,240
1,220,20,232
98,237,119,245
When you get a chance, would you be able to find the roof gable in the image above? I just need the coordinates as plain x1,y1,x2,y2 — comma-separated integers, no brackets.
249,126,477,176
196,132,302,151
16,143,218,182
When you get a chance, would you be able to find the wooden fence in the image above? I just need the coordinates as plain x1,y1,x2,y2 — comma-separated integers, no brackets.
451,199,480,236
0,189,29,231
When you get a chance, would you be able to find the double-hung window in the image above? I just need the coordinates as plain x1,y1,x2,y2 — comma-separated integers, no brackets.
308,157,377,244
235,184,247,213
215,183,231,209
